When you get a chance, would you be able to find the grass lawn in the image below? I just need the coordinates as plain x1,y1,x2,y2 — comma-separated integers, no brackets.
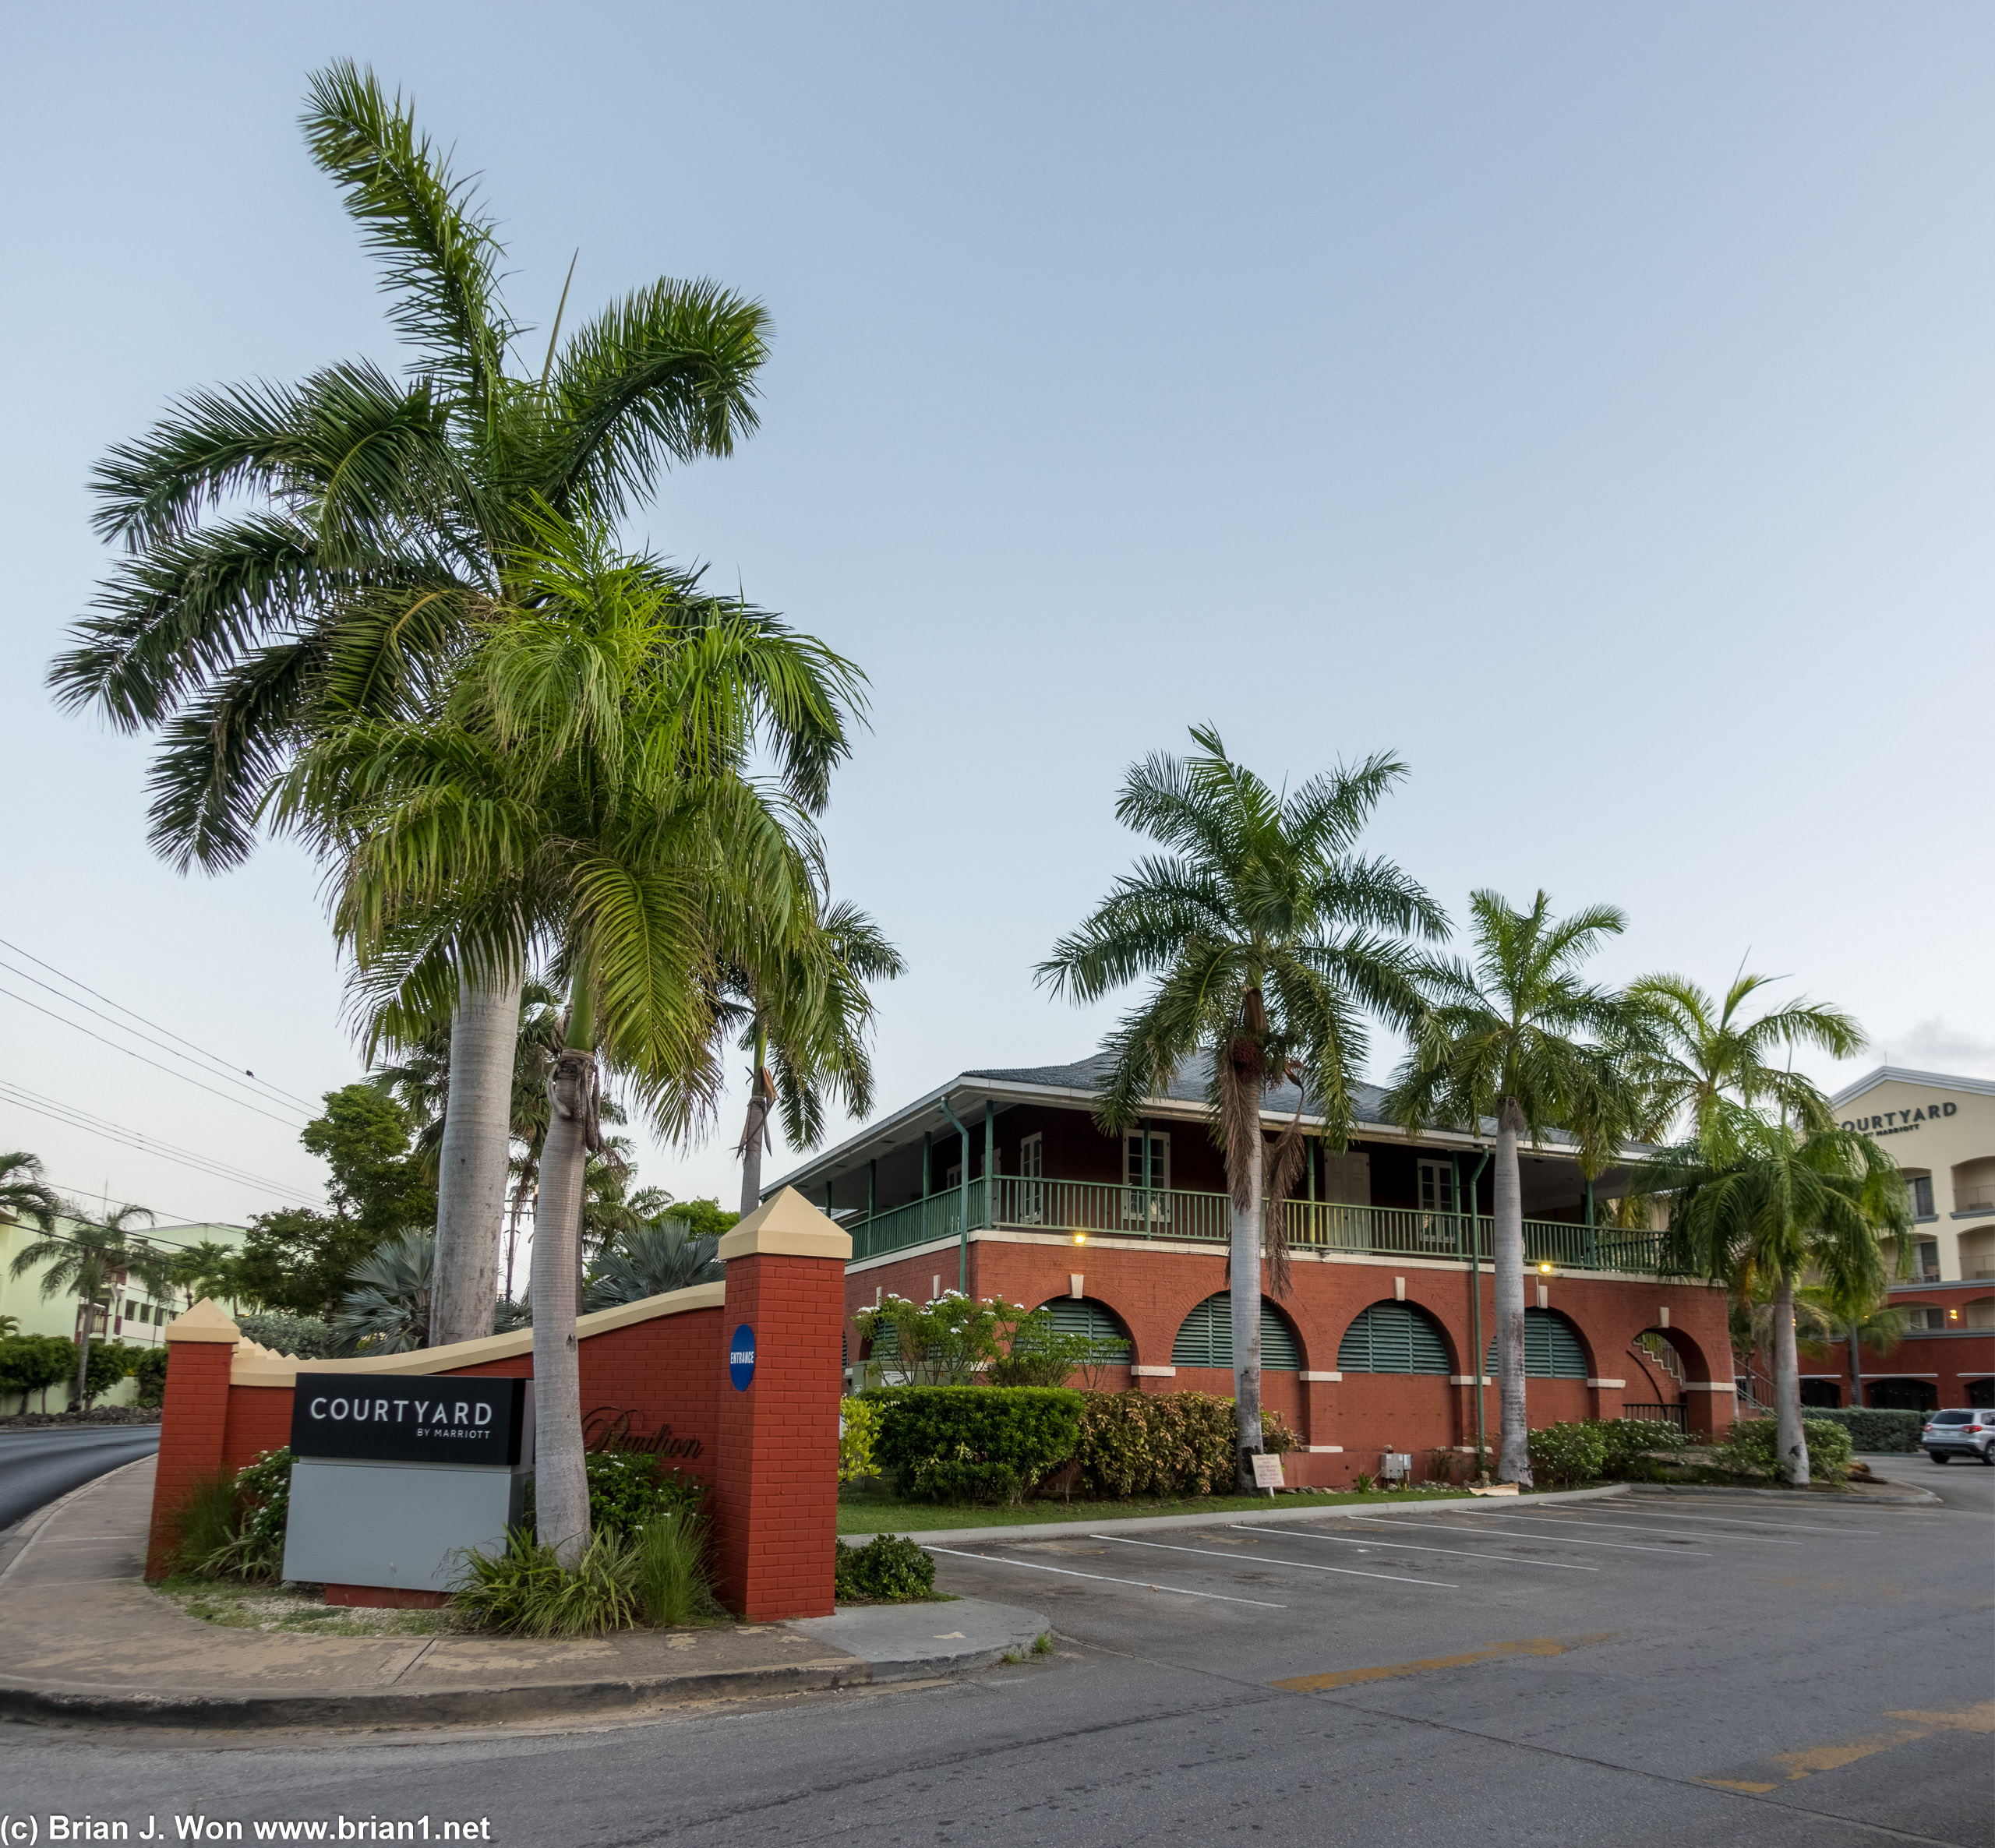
837,1482,1477,1533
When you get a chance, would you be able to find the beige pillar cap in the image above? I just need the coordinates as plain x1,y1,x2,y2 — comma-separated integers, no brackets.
164,1298,240,1344
719,1187,853,1262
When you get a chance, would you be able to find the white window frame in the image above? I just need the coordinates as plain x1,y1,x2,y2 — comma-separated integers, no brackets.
1416,1158,1458,1215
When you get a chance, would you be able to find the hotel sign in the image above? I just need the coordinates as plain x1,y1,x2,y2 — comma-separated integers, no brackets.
290,1372,530,1467
1841,1101,1958,1138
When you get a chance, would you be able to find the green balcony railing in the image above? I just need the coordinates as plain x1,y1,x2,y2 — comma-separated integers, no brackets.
845,1173,1675,1275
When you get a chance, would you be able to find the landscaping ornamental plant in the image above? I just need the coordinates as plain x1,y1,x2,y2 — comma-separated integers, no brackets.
833,1533,937,1603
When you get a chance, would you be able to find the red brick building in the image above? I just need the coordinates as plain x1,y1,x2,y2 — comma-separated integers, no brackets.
771,1054,1738,1486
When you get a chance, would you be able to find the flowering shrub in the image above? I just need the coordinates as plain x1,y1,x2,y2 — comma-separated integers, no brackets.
1716,1416,1853,1485
1526,1422,1608,1487
853,1291,1042,1385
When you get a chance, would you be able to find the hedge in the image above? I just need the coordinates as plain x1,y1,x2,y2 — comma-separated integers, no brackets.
1796,1406,1926,1454
1075,1391,1285,1497
867,1385,1085,1503
1717,1416,1854,1484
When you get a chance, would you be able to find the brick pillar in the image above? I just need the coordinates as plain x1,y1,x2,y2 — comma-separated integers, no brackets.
711,1188,850,1621
146,1299,241,1579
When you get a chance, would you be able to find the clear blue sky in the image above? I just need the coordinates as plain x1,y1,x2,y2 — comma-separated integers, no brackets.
2,3,1988,1236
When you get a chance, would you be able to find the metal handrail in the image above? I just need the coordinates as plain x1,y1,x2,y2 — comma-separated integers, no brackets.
845,1173,1676,1275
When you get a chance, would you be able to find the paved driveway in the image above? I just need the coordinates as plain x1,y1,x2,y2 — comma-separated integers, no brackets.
0,1468,1986,1848
0,1423,159,1532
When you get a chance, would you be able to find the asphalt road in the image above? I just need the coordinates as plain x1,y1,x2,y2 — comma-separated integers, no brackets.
0,1458,1987,1848
0,1423,160,1533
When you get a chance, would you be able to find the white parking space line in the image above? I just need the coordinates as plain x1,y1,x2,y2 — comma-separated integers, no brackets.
1231,1523,1598,1571
1095,1533,1457,1589
1352,1516,1712,1557
923,1543,1288,1608
1615,1508,1881,1537
1501,1511,1803,1546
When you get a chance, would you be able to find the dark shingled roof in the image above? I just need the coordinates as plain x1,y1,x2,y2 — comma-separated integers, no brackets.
963,1049,1393,1126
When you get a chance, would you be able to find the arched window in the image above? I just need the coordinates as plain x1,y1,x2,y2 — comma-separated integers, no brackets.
1040,1296,1132,1357
1485,1308,1588,1379
1337,1302,1450,1375
1171,1293,1301,1370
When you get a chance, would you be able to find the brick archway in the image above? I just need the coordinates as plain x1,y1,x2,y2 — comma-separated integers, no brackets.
1630,1324,1716,1437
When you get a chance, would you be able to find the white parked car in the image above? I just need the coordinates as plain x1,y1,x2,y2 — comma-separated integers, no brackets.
1920,1409,1995,1464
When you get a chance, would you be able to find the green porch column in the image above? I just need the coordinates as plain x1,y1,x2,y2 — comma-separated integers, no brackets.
983,1100,996,1228
921,1130,932,1247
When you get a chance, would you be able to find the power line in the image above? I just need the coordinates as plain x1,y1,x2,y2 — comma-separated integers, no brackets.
0,933,323,1113
0,1081,324,1203
0,986,310,1130
0,954,318,1122
39,1180,251,1236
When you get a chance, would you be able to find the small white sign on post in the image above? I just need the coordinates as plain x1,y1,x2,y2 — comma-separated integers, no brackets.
1251,1453,1285,1493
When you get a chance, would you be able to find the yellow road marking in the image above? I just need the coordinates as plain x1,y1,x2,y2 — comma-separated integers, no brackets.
1270,1631,1620,1693
1697,1698,1995,1791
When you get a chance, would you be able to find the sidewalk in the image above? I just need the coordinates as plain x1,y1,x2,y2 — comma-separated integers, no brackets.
0,1459,1045,1730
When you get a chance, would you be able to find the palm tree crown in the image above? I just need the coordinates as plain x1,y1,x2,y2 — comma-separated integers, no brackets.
49,61,776,872
1626,971,1863,1153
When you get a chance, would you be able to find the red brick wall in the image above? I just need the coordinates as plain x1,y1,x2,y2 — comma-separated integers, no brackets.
146,1338,232,1578
846,1235,1736,1482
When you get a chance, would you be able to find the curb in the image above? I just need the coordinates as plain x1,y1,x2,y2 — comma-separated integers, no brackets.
0,1659,878,1730
1626,1482,1944,1508
845,1483,1634,1548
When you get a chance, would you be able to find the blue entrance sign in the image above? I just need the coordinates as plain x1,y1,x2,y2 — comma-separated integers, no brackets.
729,1324,757,1391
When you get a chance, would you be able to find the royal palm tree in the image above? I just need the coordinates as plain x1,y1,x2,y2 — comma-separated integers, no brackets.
278,519,856,1563
1039,728,1444,1487
49,63,779,1345
1627,971,1863,1155
727,904,905,1218
9,1204,169,1406
1384,892,1645,1487
1640,1121,1908,1482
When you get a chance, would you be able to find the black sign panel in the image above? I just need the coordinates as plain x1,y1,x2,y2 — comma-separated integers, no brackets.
290,1373,528,1466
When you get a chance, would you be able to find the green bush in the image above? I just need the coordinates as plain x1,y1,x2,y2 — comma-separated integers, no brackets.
525,1450,705,1539
834,1532,937,1603
868,1386,1084,1503
1716,1416,1854,1485
1593,1418,1692,1477
132,1345,171,1409
839,1396,884,1483
238,1313,337,1359
452,1528,641,1636
1073,1391,1239,1497
1527,1422,1608,1487
231,1448,293,1575
1799,1406,1926,1454
83,1339,143,1405
167,1472,243,1575
0,1335,77,1411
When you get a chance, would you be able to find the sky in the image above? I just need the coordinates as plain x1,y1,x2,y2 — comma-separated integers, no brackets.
2,3,1989,1253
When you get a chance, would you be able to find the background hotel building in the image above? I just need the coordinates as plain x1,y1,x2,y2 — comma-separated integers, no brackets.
1831,1067,1995,1289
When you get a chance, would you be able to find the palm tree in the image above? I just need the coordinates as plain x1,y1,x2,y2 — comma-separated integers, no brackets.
49,62,778,1345
0,1153,62,1233
278,520,856,1564
1627,972,1863,1154
331,1229,434,1353
583,1218,725,1311
1039,728,1444,1487
1796,1282,1909,1413
727,903,905,1218
167,1240,242,1313
9,1204,169,1406
1383,891,1645,1487
1640,1120,1909,1482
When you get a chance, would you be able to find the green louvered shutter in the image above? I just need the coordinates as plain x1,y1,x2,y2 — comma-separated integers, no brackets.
870,1321,899,1362
1485,1309,1588,1378
1336,1303,1449,1375
1045,1298,1131,1353
1171,1293,1299,1370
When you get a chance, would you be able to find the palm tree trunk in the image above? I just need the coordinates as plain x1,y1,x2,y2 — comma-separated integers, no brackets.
1845,1320,1864,1412
1231,1134,1264,1489
530,965,596,1568
73,1305,94,1409
1771,1272,1809,1485
432,965,524,1349
739,1099,767,1220
1493,1101,1531,1487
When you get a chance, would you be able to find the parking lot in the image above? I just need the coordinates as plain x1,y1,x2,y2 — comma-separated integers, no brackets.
0,1465,1986,1848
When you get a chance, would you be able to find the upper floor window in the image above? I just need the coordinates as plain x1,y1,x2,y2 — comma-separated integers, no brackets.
1017,1132,1043,1180
1417,1158,1457,1215
1908,1175,1935,1218
1125,1130,1171,1192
